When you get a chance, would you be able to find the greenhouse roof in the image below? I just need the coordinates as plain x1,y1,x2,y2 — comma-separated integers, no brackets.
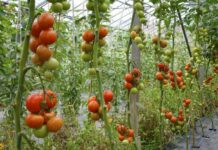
1,0,157,33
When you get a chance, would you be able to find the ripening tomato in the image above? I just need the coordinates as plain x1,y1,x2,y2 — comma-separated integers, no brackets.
25,113,44,128
125,73,133,82
31,54,44,65
43,111,55,123
184,99,191,105
171,116,177,123
176,76,183,83
128,129,134,137
178,109,183,115
88,96,97,104
176,70,183,77
152,35,158,44
39,28,57,45
88,100,100,113
31,20,41,37
103,90,113,103
29,37,41,53
156,72,164,81
124,82,133,90
164,65,169,73
90,113,100,121
130,31,137,39
127,137,133,143
99,26,108,39
38,12,55,30
170,76,174,82
160,40,168,48
82,30,95,42
26,93,44,113
46,117,63,132
43,90,57,109
119,134,125,141
36,45,52,61
171,82,175,88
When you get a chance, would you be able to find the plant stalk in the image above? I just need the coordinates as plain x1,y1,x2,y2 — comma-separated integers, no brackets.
14,1,35,150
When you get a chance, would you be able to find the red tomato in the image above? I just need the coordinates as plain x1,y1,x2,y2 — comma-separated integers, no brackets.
171,116,177,123
170,76,174,82
103,90,113,103
157,63,165,70
25,113,44,128
171,82,175,88
36,45,52,61
128,129,134,137
156,72,164,81
132,68,141,77
38,12,55,30
106,103,111,111
82,30,95,42
26,93,43,113
39,28,57,45
124,82,133,90
116,124,126,135
178,109,183,115
164,65,169,73
125,73,133,82
176,76,183,83
176,70,183,77
169,70,174,76
165,112,173,119
88,100,100,113
29,37,41,53
177,115,184,121
44,90,57,109
31,54,44,65
185,99,191,106
46,117,63,132
99,26,108,38
119,134,125,141
31,20,41,37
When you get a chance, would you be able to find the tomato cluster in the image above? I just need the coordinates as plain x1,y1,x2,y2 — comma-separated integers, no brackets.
155,63,169,85
87,90,113,121
116,124,134,143
134,1,147,24
124,68,144,94
130,25,146,51
30,12,59,79
81,26,108,63
152,36,168,49
86,0,110,13
169,69,186,89
25,90,63,138
47,0,71,13
192,47,203,64
164,98,191,133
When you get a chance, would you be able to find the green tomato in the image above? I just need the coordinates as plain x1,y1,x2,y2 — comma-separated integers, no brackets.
122,139,129,144
99,3,108,12
178,121,184,126
81,53,92,62
134,36,142,44
86,1,94,10
175,125,181,131
88,68,97,76
33,125,48,138
62,1,71,10
132,25,141,33
137,11,144,18
98,56,104,65
134,2,143,10
137,43,144,50
137,83,144,90
130,87,138,94
47,0,57,3
98,0,105,3
140,18,147,24
164,49,173,57
52,2,63,13
44,71,53,80
43,57,59,70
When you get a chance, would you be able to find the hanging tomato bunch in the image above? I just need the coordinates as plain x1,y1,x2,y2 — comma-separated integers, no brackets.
155,63,169,86
130,25,146,51
25,90,63,138
134,0,147,24
124,68,144,94
87,90,113,121
47,0,71,13
30,12,59,79
81,26,108,63
116,124,134,143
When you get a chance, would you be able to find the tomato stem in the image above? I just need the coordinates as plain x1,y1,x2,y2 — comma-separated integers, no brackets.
14,0,35,150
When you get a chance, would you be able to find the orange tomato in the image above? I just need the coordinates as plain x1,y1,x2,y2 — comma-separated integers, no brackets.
47,117,63,132
36,45,52,61
38,12,55,30
99,26,108,39
25,113,44,128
